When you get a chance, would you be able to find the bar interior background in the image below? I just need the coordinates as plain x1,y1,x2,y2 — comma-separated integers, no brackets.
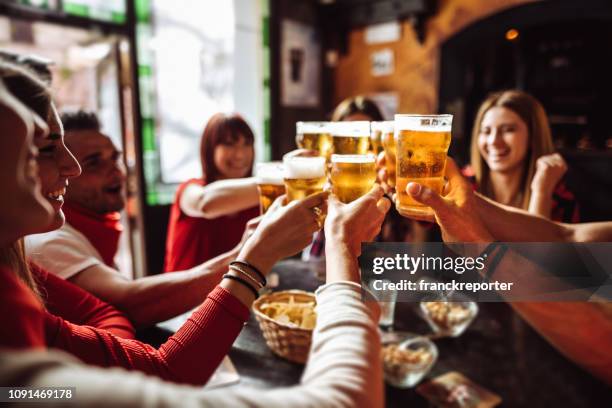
1,0,611,277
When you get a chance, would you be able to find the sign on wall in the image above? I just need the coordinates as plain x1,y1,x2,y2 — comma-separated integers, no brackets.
281,19,320,107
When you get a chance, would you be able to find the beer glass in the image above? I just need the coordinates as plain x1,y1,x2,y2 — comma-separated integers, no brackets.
295,122,333,159
394,114,452,218
370,122,384,155
255,162,286,214
283,156,327,202
330,154,376,203
380,121,396,188
331,121,371,155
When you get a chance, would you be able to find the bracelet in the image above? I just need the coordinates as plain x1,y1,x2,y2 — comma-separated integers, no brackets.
222,274,259,299
229,265,264,290
483,244,509,282
479,242,500,258
230,260,267,287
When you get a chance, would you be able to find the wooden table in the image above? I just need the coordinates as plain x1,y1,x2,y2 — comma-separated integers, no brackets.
224,259,610,407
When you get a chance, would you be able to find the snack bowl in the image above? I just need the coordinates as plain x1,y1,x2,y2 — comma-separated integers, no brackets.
252,290,316,364
381,331,438,388
420,298,478,338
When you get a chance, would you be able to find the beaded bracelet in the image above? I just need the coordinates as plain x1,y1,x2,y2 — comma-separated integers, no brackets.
230,260,267,287
222,274,259,299
229,265,264,290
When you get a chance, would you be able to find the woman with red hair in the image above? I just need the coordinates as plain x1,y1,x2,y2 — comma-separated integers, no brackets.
164,113,260,271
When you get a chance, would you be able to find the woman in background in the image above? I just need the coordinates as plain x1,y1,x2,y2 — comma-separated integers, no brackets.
331,95,384,122
165,113,260,271
467,90,579,222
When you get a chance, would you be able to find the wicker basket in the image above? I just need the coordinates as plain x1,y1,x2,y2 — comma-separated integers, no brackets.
252,290,316,364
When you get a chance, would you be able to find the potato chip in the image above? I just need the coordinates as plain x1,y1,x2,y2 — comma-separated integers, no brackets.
260,295,317,329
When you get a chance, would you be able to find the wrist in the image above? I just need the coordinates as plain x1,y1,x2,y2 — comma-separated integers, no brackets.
325,232,359,259
325,244,360,283
531,182,554,196
237,239,275,275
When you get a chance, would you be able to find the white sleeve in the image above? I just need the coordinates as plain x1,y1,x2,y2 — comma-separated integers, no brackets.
24,225,102,280
0,283,384,408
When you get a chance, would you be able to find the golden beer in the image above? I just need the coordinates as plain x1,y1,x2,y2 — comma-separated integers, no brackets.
283,156,327,202
255,162,286,214
394,114,452,217
381,123,396,188
257,184,286,213
369,126,383,155
332,121,371,155
330,154,377,203
296,122,333,158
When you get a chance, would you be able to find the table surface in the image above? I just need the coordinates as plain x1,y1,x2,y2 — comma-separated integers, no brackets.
224,259,610,407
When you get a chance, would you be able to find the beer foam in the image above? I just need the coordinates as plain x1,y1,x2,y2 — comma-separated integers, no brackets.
256,162,284,184
332,121,371,137
256,174,284,185
331,154,376,163
395,114,452,132
283,157,326,179
371,121,394,133
297,121,333,134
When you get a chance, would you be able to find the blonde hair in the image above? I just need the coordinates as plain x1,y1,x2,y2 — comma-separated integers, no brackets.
0,240,40,299
470,90,554,209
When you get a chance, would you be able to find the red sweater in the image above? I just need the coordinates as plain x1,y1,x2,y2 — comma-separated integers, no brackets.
164,178,259,272
31,263,135,339
0,265,249,385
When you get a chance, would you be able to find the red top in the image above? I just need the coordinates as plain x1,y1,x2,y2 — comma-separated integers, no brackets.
31,263,135,339
62,201,123,267
461,165,580,223
164,178,259,272
0,265,250,385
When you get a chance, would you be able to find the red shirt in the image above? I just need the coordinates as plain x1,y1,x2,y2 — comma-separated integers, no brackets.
62,202,122,267
31,263,135,339
0,265,249,385
164,178,259,272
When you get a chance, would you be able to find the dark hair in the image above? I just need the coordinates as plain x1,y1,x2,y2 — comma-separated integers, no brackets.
331,96,384,122
61,110,101,132
0,58,51,120
200,113,255,183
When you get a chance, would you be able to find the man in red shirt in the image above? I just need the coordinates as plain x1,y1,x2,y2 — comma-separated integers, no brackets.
26,111,253,328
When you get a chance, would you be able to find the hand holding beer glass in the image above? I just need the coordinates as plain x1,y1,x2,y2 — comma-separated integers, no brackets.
295,122,334,159
256,162,286,214
330,154,377,203
331,121,371,155
394,114,452,218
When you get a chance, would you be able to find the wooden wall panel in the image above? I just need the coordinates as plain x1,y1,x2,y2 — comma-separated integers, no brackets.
333,0,538,113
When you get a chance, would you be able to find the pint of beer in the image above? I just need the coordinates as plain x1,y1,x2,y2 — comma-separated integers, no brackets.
283,156,327,202
380,121,396,188
331,121,371,155
394,114,452,217
370,122,384,155
256,162,286,214
330,154,377,203
296,122,333,159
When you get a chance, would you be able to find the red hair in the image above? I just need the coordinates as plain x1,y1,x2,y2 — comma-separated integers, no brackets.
200,113,255,183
